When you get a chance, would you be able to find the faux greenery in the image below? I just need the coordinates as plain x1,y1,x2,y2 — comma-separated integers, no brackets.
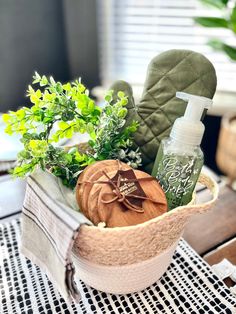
3,73,141,188
195,0,236,61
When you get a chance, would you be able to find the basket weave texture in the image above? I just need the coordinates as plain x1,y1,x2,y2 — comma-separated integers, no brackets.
73,173,218,266
216,113,236,181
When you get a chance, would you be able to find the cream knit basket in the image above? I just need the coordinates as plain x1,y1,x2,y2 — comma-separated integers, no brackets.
72,173,219,294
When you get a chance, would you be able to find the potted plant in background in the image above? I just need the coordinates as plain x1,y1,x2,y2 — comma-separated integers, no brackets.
217,113,236,185
195,0,236,186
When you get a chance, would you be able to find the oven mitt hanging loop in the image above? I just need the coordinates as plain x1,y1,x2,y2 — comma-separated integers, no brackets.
110,49,217,173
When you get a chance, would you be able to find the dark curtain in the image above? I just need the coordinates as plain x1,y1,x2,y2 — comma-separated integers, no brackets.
63,0,100,88
0,0,99,112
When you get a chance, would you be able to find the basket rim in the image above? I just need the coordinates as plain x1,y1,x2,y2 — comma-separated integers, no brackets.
80,172,219,232
72,236,181,268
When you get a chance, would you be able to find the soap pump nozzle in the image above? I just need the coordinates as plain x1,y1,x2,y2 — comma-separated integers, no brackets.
176,91,213,122
170,92,213,146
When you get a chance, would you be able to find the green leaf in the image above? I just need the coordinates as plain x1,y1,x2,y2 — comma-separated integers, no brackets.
89,131,96,140
50,76,56,85
88,139,95,147
40,159,46,170
81,108,90,116
28,140,48,157
64,153,72,163
105,105,113,116
40,75,48,86
76,95,88,110
199,0,229,9
74,151,87,163
32,71,41,84
118,108,127,118
63,83,71,91
43,91,56,102
65,128,73,138
194,17,229,29
120,98,128,106
94,107,102,115
117,91,125,99
230,5,236,33
36,89,42,98
2,113,11,123
74,119,86,132
26,85,35,97
17,121,27,134
61,111,75,121
208,39,236,60
104,90,113,102
12,166,29,177
88,100,95,111
86,122,94,134
221,44,236,60
50,133,60,143
68,147,77,155
104,95,112,102
12,163,36,177
16,109,26,120
208,38,224,50
30,89,42,105
22,132,32,140
17,149,31,159
58,121,70,130
5,125,13,135
77,83,86,93
55,82,63,93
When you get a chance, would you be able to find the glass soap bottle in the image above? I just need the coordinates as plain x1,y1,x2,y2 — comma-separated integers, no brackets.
152,92,213,210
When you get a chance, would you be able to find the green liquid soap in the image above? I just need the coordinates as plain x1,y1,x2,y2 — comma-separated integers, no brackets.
153,140,204,210
152,91,213,210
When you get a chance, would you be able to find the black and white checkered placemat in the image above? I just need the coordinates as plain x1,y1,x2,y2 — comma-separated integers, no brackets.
0,219,235,314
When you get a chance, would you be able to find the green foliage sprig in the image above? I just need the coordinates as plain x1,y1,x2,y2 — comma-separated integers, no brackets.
195,0,236,60
89,90,141,168
3,73,141,188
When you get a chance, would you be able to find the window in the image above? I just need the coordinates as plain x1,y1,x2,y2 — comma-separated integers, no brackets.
97,0,236,93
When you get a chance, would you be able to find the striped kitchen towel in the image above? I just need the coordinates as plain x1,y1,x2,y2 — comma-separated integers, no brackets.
20,169,92,302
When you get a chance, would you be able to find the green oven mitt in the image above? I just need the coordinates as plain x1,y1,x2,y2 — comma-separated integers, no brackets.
110,49,217,173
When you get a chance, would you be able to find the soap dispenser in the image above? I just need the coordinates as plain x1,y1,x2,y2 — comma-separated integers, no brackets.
152,92,213,210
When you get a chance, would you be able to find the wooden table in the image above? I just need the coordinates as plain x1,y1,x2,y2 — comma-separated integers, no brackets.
1,171,236,287
183,185,236,258
184,184,236,287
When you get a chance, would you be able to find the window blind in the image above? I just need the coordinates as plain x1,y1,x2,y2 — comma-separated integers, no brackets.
97,0,236,92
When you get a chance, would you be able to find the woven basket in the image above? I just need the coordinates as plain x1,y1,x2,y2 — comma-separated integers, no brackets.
72,172,218,294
